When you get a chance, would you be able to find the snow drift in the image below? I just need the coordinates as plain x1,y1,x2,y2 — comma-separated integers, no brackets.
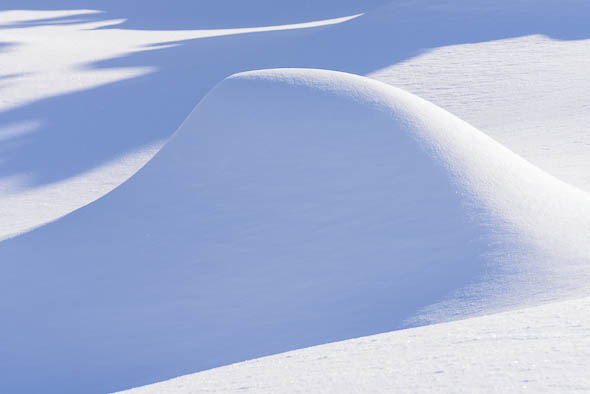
1,69,589,394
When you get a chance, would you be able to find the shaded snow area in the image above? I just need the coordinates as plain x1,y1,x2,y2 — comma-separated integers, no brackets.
1,1,589,394
120,296,590,394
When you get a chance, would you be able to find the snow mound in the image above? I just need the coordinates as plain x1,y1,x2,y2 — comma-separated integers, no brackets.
1,69,589,394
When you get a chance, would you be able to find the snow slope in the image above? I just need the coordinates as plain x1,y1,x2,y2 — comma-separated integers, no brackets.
3,0,590,239
1,69,589,394
369,34,590,192
120,295,590,394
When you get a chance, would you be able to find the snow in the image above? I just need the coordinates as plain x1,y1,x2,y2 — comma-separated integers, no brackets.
2,68,590,393
1,1,590,393
0,8,360,240
119,295,590,394
370,34,590,191
2,0,590,238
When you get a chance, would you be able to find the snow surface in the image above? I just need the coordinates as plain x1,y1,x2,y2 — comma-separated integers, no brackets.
369,33,590,192
119,295,590,394
1,1,590,393
2,68,590,393
3,0,590,238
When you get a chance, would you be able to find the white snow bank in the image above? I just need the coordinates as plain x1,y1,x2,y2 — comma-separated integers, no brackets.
1,69,589,393
119,295,590,394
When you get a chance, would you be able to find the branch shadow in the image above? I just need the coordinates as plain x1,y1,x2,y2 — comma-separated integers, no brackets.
0,0,389,29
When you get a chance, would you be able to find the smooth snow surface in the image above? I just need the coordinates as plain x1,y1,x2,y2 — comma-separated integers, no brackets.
119,295,590,394
2,1,590,393
1,69,589,393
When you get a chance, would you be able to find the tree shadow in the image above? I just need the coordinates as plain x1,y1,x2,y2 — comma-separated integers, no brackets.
0,0,390,29
0,0,588,188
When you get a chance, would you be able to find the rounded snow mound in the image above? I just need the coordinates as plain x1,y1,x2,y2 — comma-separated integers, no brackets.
1,68,589,394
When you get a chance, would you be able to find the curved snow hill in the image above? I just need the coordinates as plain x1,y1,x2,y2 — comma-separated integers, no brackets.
1,68,589,394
